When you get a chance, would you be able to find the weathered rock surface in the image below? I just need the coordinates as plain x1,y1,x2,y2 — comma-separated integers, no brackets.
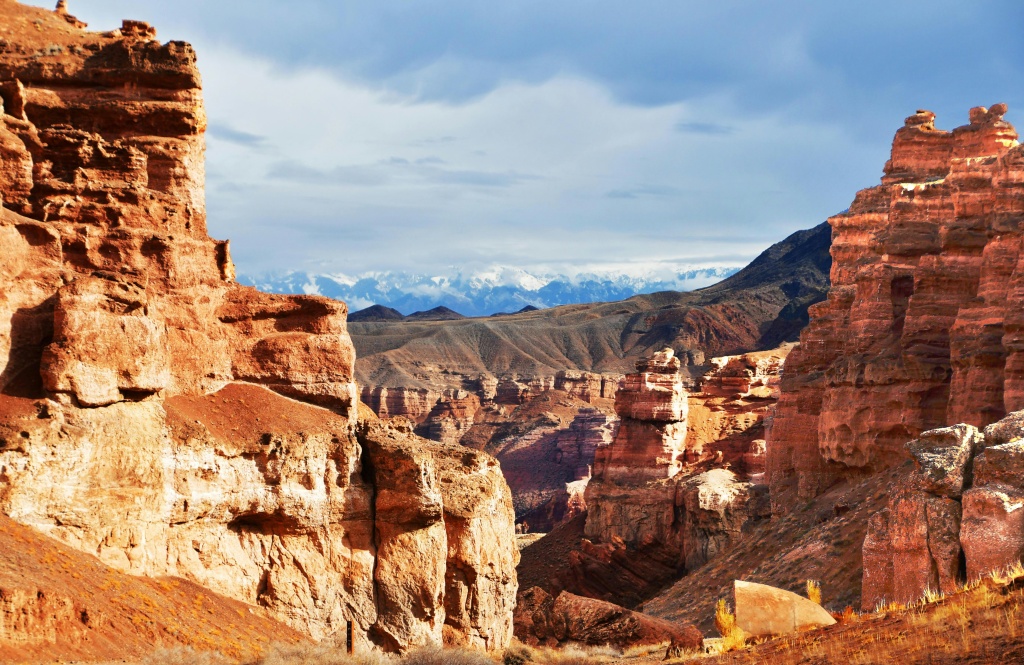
733,580,835,637
0,1,517,654
864,410,1024,608
768,105,1024,504
961,417,1024,581
513,587,701,650
360,386,438,423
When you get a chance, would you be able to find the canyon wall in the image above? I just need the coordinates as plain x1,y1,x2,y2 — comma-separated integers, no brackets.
768,105,1024,503
0,1,516,652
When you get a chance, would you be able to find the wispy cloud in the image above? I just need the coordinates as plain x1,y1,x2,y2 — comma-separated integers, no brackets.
606,184,677,199
207,121,267,146
674,121,735,135
267,158,540,188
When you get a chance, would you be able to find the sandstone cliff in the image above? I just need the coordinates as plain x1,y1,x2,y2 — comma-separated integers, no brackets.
0,0,517,653
768,105,1024,504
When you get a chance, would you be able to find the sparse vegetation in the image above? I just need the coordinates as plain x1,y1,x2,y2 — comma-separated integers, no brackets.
693,562,1024,664
714,598,746,651
805,579,821,605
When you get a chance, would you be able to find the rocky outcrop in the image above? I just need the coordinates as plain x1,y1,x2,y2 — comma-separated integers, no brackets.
768,105,1024,504
863,411,1024,608
0,1,517,654
361,422,519,651
513,587,701,650
360,386,438,422
422,389,481,444
554,370,620,402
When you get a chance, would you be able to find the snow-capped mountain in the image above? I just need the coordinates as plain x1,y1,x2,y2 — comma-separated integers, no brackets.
239,265,741,318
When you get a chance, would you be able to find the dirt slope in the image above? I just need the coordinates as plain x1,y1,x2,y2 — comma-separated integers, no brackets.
0,514,305,663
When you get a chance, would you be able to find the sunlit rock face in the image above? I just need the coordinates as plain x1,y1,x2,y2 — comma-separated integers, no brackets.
0,0,517,652
768,104,1024,503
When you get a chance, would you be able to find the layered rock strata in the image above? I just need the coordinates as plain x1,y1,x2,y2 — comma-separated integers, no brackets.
862,411,1024,609
768,105,1024,503
0,1,517,653
572,348,783,601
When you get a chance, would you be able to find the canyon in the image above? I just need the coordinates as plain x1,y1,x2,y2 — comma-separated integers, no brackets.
3,0,1024,661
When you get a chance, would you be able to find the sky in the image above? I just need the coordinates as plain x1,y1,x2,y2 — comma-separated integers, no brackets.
35,1,1024,277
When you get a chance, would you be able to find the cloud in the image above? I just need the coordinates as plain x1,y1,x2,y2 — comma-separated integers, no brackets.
207,122,267,146
606,185,677,200
674,121,734,135
43,0,1024,280
266,157,540,189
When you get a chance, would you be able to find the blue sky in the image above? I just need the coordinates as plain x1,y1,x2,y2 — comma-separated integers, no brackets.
42,1,1024,276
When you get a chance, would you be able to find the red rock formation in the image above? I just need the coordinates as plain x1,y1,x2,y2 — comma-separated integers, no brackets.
589,349,689,486
0,1,517,653
360,385,438,422
769,104,1024,504
862,412,1024,609
422,389,481,444
513,587,701,650
571,348,786,606
554,370,622,403
687,346,790,475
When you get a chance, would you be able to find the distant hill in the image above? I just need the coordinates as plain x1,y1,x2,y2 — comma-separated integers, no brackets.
348,222,832,389
349,304,405,322
406,306,466,321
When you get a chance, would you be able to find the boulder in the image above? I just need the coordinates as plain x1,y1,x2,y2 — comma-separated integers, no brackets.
734,580,835,637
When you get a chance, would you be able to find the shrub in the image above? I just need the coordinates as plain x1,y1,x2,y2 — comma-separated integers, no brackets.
714,599,746,652
256,642,390,665
806,580,822,606
714,598,736,637
401,646,494,665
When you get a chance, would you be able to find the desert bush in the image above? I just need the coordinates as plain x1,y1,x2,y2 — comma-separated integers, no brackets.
138,646,231,665
805,579,821,605
714,598,746,652
256,642,391,665
401,645,495,665
714,598,735,637
502,640,533,665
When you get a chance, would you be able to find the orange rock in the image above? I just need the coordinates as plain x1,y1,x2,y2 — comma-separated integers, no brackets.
734,580,835,637
0,1,518,653
769,104,1024,505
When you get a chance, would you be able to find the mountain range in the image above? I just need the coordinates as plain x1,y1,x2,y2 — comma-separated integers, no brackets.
238,266,740,317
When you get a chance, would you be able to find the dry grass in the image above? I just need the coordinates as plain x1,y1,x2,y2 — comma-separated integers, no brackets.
692,563,1024,665
253,642,393,665
500,640,623,665
805,579,821,606
713,599,746,652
